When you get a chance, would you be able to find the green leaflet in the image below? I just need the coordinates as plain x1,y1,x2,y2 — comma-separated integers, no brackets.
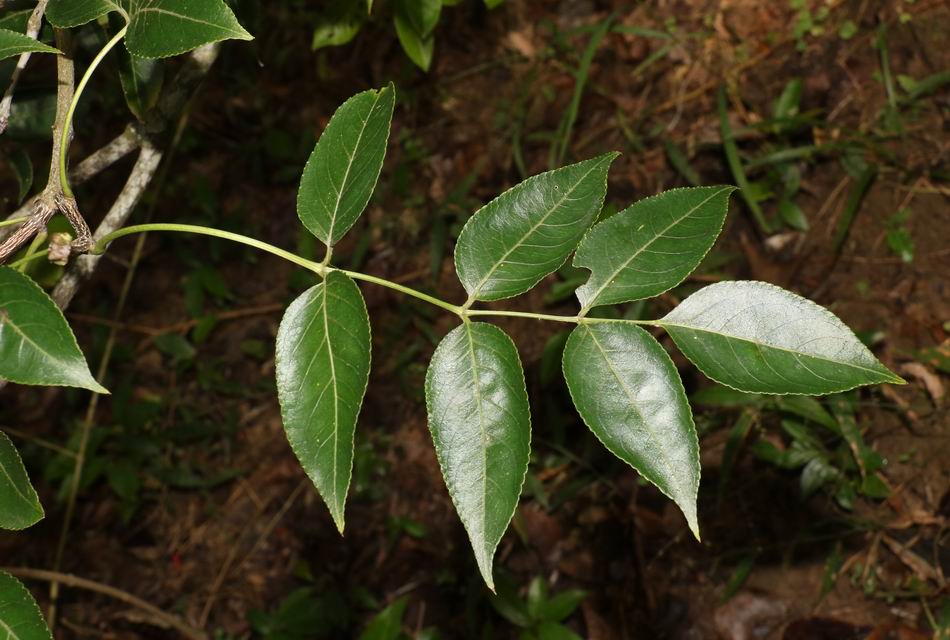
425,322,530,590
0,431,44,530
0,267,107,393
562,322,700,538
0,29,60,60
455,153,618,302
275,271,371,533
0,571,52,640
297,84,395,247
46,0,253,59
659,281,904,395
574,186,735,311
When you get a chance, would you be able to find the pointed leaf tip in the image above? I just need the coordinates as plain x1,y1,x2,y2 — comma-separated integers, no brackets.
562,322,700,537
574,185,735,310
661,281,903,395
276,272,371,534
297,85,395,245
0,268,106,393
455,153,618,302
425,322,531,590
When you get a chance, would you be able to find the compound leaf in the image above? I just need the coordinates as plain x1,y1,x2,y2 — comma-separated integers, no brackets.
659,281,904,395
0,431,44,530
0,29,60,60
276,271,371,533
297,84,395,246
425,322,530,590
574,186,735,311
0,267,107,393
562,322,699,537
455,153,617,302
47,0,253,59
0,571,52,640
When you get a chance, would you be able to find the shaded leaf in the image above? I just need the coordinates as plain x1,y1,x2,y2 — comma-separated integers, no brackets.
0,28,60,60
0,267,107,393
659,281,904,395
402,0,441,37
115,30,163,119
0,571,52,640
393,6,433,71
4,148,33,204
358,597,408,640
425,322,530,589
0,431,44,530
45,0,112,28
574,186,734,311
563,321,700,537
297,84,395,246
455,153,617,302
276,272,371,532
312,0,368,50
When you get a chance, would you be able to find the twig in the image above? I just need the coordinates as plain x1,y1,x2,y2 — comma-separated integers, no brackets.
51,43,221,308
1,567,207,640
52,140,163,308
0,28,76,263
0,0,49,134
0,126,143,243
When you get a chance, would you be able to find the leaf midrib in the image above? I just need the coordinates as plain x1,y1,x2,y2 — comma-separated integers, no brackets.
134,7,248,38
325,89,383,244
0,309,68,373
463,322,489,557
584,326,678,492
579,187,729,310
321,282,342,520
0,452,36,512
658,321,892,378
467,161,603,299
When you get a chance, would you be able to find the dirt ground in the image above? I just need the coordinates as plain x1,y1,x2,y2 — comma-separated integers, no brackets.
1,0,948,638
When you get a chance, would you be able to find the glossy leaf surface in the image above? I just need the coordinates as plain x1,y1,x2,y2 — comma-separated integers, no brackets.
47,0,253,59
276,272,371,532
0,571,52,640
0,431,43,530
297,84,395,246
0,29,60,60
660,281,904,394
574,186,734,310
455,153,617,302
562,322,699,537
425,322,530,589
0,268,107,393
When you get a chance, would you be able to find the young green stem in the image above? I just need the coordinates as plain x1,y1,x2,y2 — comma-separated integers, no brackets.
0,216,29,228
94,223,324,273
59,25,128,198
332,268,462,315
93,223,662,329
